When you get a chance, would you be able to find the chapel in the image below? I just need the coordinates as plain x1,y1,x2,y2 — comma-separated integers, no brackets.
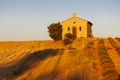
61,13,93,39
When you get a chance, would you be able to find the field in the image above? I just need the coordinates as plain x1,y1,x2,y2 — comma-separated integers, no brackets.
0,38,120,80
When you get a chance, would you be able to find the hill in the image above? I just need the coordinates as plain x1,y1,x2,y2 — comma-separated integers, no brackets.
0,38,120,80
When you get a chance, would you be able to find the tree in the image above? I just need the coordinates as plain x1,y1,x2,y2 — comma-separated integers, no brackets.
48,22,62,41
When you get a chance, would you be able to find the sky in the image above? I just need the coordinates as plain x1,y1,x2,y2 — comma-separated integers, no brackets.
0,0,120,41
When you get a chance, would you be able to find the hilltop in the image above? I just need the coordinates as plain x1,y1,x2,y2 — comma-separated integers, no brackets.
0,38,120,80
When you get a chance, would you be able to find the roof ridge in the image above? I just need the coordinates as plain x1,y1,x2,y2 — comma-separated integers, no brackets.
61,16,89,23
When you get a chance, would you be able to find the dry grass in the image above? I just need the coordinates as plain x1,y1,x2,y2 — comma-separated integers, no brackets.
0,38,120,80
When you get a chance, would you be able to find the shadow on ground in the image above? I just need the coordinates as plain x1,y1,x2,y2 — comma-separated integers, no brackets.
0,49,60,80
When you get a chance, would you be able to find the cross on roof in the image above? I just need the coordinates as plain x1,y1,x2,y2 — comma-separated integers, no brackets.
72,12,77,17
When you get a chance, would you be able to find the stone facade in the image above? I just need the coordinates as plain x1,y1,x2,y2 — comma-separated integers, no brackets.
61,13,93,39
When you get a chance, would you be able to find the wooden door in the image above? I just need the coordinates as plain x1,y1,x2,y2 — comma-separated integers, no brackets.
72,27,77,39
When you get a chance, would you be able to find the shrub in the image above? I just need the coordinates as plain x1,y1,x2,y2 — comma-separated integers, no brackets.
63,39,72,45
103,69,119,80
102,63,115,69
63,33,73,45
64,33,73,39
99,55,110,60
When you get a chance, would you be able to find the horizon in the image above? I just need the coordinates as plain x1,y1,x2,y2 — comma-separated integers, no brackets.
0,0,120,41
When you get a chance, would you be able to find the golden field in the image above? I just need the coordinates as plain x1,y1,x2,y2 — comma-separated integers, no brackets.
0,38,120,80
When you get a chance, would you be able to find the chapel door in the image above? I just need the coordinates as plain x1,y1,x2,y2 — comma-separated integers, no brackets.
72,27,77,39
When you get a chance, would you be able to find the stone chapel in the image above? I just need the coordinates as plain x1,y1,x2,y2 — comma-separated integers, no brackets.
61,13,93,39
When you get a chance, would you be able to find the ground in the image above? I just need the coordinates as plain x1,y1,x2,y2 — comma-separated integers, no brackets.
0,38,120,80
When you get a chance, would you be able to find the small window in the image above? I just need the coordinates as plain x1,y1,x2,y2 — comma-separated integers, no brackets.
79,27,82,31
68,27,70,31
73,21,76,24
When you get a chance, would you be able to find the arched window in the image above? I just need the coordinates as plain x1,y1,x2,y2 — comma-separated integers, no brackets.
79,26,81,31
68,27,70,31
